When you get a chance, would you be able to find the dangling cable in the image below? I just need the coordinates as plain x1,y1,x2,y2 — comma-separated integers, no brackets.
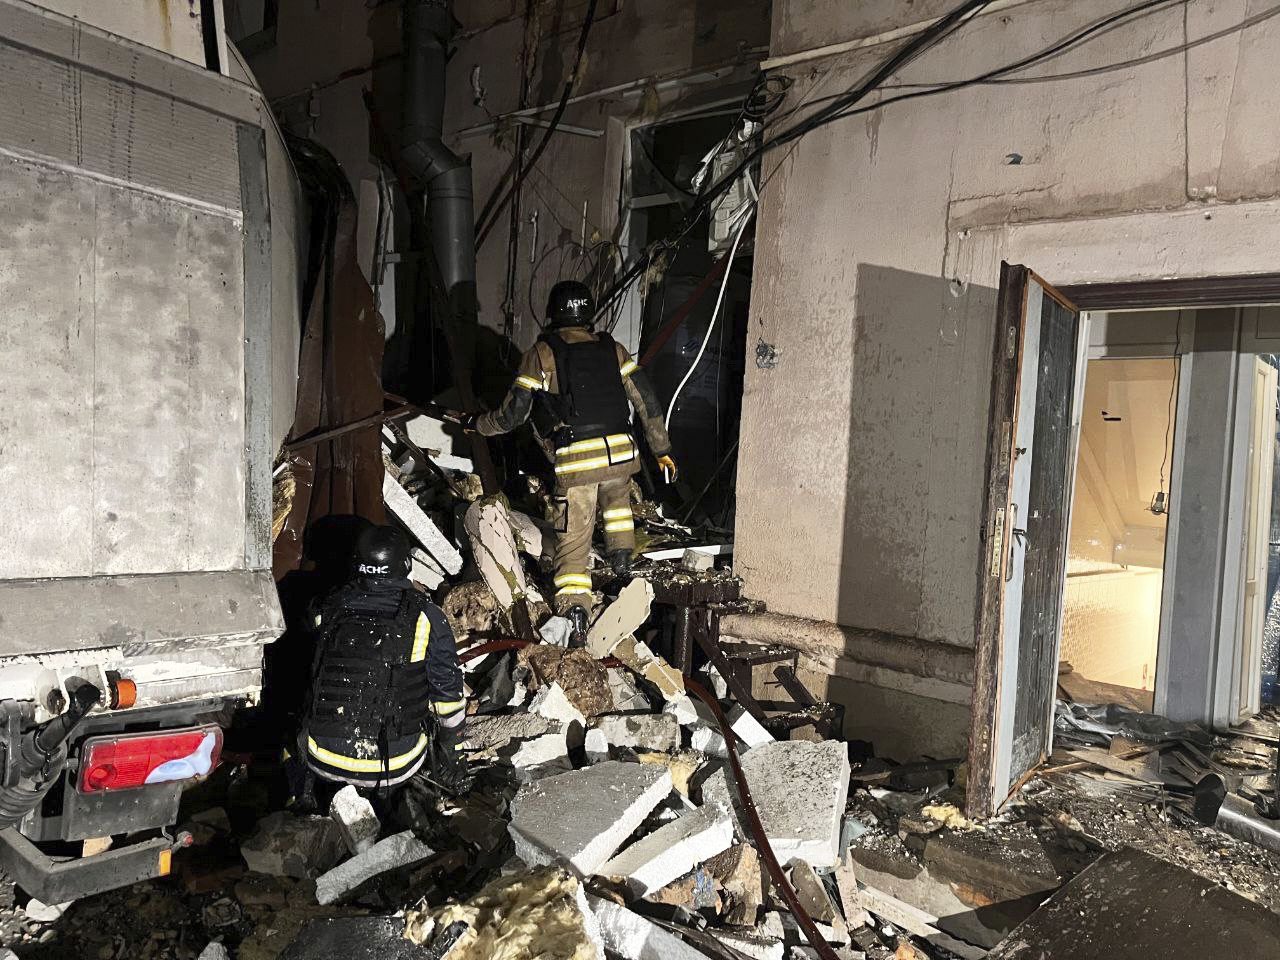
664,205,754,429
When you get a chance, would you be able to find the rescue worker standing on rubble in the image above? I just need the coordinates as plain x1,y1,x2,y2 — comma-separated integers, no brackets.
471,280,677,634
300,524,470,799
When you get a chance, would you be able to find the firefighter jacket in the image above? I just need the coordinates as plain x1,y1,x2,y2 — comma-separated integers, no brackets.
475,324,672,490
303,577,464,787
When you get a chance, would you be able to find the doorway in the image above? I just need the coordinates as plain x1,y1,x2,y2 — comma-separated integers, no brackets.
967,270,1280,817
1058,357,1178,713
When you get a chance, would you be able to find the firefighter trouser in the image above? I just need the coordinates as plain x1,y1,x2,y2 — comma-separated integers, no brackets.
552,476,635,613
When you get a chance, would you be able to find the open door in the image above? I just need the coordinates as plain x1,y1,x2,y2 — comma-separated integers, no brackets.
1236,357,1277,722
967,263,1083,817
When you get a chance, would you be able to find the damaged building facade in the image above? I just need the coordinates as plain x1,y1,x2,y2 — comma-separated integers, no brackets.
233,0,1280,812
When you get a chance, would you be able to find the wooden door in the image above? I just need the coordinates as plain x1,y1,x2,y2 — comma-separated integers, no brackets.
967,263,1083,817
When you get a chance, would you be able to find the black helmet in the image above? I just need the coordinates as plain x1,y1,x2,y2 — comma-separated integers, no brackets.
353,524,411,579
546,280,594,327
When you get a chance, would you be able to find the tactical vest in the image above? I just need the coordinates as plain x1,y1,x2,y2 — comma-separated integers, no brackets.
534,329,632,447
305,585,434,746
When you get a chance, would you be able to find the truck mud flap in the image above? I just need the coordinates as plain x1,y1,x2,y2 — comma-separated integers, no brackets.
0,827,172,903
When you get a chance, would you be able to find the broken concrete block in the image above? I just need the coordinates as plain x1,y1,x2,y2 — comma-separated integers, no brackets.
465,498,531,610
691,725,729,759
607,667,651,712
531,682,587,727
706,843,765,926
663,693,700,726
240,811,346,879
594,713,680,753
728,705,774,750
510,730,572,778
833,862,873,931
587,578,654,658
790,860,839,924
22,898,71,923
330,785,379,855
713,929,784,960
587,894,715,960
599,805,734,895
315,830,435,905
585,726,610,761
382,470,463,574
463,712,558,751
703,740,851,868
197,943,231,960
510,761,672,876
540,615,574,647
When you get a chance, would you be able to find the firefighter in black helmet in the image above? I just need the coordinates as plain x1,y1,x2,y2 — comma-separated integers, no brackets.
300,525,469,794
473,280,677,634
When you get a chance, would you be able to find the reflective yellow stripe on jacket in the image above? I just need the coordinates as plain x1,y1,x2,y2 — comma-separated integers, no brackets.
306,734,428,773
554,433,636,475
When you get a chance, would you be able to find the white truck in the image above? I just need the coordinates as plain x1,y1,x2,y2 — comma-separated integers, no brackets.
0,0,301,901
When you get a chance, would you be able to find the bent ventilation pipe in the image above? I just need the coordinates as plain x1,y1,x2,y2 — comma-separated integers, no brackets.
400,0,476,324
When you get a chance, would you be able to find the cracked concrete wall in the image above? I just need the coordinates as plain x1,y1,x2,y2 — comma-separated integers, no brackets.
736,0,1280,656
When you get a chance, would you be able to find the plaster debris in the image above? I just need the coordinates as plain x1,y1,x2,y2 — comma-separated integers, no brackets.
704,740,851,867
532,682,588,727
681,549,715,573
382,469,463,575
540,615,575,647
612,636,684,699
607,667,651,711
706,843,765,925
790,860,839,924
315,829,435,905
587,578,654,658
585,726,610,761
637,749,704,797
587,895,714,960
22,898,71,923
330,785,380,855
509,761,673,875
197,942,231,960
594,713,680,753
240,811,346,879
691,725,729,759
463,712,559,752
663,693,701,726
511,730,572,778
508,509,545,558
712,929,784,960
599,805,734,895
465,498,531,610
728,704,774,750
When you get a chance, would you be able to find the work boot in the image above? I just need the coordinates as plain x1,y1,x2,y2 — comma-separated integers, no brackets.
609,548,632,579
566,604,590,647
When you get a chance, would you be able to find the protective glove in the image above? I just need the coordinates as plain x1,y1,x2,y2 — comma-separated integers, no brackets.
431,719,473,796
657,455,678,482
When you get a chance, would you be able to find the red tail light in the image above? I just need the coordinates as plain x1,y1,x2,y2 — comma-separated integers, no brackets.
78,726,223,793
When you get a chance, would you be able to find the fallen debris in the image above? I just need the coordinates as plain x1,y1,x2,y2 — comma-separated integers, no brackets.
637,749,704,797
240,811,347,879
314,829,435,905
706,843,766,925
704,740,851,868
405,866,602,960
465,497,534,611
587,579,654,658
588,894,714,960
382,467,463,577
599,804,734,895
593,713,681,753
509,761,673,875
330,785,380,855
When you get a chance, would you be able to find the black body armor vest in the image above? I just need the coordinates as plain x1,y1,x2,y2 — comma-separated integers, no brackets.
533,329,632,446
305,585,433,743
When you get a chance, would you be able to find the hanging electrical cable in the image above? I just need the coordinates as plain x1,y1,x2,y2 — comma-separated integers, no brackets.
665,204,755,429
475,0,601,249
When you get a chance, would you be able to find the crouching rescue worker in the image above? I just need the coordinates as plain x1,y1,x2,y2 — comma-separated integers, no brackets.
472,280,677,635
301,525,470,796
